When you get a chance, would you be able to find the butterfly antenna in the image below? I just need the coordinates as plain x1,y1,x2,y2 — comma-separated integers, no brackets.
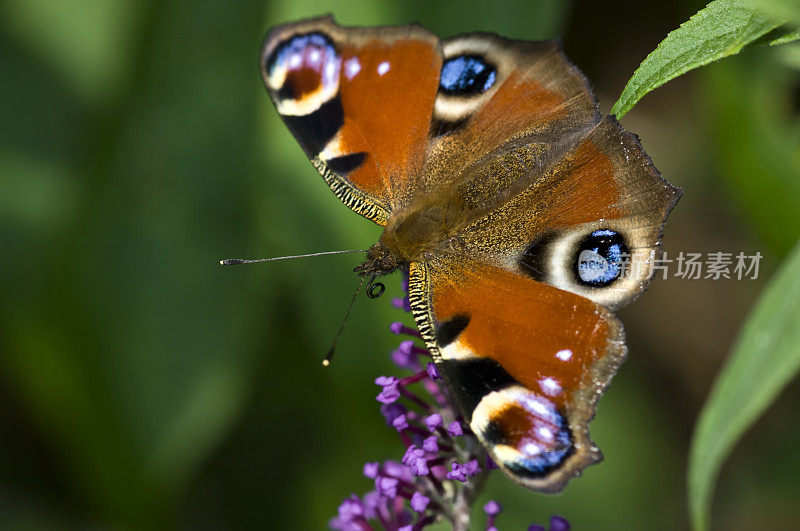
323,275,367,367
220,249,367,266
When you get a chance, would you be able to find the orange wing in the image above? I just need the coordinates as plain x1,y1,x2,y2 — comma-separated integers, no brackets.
417,33,600,205
408,259,625,492
261,16,442,225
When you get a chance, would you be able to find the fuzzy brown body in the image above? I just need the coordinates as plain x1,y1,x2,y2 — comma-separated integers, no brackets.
359,193,469,276
261,16,680,493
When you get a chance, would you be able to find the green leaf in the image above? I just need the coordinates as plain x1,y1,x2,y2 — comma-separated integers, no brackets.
688,241,800,531
748,0,800,24
612,0,783,118
766,27,800,45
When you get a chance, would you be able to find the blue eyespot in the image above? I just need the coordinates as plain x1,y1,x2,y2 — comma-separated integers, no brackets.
439,55,497,95
265,32,336,77
575,229,628,287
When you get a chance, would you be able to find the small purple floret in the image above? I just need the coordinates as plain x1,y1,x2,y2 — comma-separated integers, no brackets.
361,491,381,519
380,403,406,425
528,526,546,531
410,491,430,512
339,495,365,520
463,459,481,477
330,495,367,530
447,420,463,437
383,460,412,482
422,435,439,453
391,348,417,369
550,515,571,531
424,413,442,432
446,462,468,482
426,361,440,380
377,388,400,404
392,414,409,432
483,500,502,516
402,444,420,464
376,476,399,498
398,340,415,354
402,445,430,476
363,462,379,479
376,376,401,404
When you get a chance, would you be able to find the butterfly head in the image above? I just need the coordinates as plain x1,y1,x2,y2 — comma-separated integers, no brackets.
353,243,402,278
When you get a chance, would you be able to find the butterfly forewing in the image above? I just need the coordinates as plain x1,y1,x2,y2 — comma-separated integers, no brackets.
261,16,442,224
420,34,601,202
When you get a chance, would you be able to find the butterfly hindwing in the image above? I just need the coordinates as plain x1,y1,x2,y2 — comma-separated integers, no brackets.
261,16,442,225
408,259,625,492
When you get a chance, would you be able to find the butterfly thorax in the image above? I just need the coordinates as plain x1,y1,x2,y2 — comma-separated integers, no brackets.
355,198,467,278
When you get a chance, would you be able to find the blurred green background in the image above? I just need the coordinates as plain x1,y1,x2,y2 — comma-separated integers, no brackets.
1,0,799,529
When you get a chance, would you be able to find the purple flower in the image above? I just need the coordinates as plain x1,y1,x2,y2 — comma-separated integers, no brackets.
424,413,442,432
375,476,399,498
361,491,381,519
402,445,429,476
550,515,571,531
391,321,421,337
363,462,379,479
392,413,409,432
329,495,367,531
391,296,411,312
391,347,417,369
339,495,365,519
380,403,406,425
410,492,430,512
446,459,480,482
463,459,481,476
376,376,401,404
422,435,438,453
426,361,440,380
446,462,468,482
383,460,413,482
447,420,463,437
484,500,501,516
484,500,502,530
397,339,415,354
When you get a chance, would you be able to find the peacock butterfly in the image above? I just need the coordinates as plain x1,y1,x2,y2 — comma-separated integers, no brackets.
258,15,680,493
